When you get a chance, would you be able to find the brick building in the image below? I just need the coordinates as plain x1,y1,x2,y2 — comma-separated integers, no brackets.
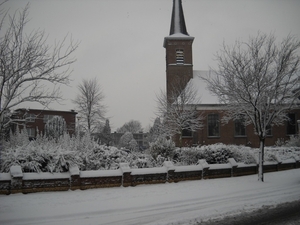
11,108,77,138
164,0,300,148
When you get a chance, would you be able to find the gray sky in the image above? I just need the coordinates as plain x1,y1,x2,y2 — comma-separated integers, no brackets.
3,0,300,131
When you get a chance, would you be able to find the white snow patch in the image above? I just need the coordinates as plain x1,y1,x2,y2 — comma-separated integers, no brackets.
0,173,11,181
174,165,202,172
185,70,220,104
69,166,80,176
23,172,69,180
237,163,257,168
10,166,23,178
131,167,166,175
209,163,232,169
80,170,122,178
0,169,299,225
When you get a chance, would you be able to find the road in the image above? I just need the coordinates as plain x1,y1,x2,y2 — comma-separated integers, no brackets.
198,200,300,225
0,169,299,225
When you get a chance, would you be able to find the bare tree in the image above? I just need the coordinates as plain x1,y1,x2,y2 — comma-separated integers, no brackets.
117,120,143,133
203,33,300,181
156,81,203,146
73,77,106,133
0,4,79,134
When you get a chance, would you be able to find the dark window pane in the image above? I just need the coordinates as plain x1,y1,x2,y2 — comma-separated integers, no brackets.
235,116,246,136
182,129,192,137
287,113,296,135
208,114,219,137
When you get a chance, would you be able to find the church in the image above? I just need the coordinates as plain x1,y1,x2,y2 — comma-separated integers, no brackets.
163,0,300,148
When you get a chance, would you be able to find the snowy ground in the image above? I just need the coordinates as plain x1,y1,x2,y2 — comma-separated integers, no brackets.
0,169,300,225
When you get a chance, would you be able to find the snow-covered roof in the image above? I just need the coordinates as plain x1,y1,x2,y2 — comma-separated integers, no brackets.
184,70,220,105
163,0,194,47
169,0,188,36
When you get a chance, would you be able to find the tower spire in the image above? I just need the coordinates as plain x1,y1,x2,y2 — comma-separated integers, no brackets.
169,0,189,36
164,0,194,102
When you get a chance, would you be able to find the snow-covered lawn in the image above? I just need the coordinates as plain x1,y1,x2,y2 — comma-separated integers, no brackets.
0,169,299,225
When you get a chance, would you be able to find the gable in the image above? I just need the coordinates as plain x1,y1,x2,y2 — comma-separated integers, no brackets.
184,70,219,105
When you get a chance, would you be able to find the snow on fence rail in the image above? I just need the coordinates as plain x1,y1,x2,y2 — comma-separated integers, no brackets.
0,157,299,195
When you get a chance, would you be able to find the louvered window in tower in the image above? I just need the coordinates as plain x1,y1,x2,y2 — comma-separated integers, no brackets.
176,49,184,64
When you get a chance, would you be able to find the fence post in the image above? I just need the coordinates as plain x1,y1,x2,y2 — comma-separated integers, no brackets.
10,166,23,194
293,156,300,168
275,155,282,171
119,163,131,187
198,159,209,179
164,161,175,183
228,158,238,177
69,165,80,190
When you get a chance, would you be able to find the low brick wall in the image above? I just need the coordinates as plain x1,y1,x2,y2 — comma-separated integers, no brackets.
233,164,257,177
22,173,70,194
79,170,122,189
131,168,167,186
0,173,10,195
172,165,202,182
1,156,299,195
278,159,297,171
204,164,232,179
264,162,279,173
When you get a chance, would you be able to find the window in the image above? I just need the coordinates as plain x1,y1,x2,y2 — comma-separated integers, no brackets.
287,113,296,135
43,115,54,123
176,49,184,64
266,124,272,136
26,128,35,137
25,113,35,122
234,116,246,137
182,129,192,137
208,114,220,137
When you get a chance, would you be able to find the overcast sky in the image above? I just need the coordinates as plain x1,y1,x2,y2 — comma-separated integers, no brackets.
3,0,300,131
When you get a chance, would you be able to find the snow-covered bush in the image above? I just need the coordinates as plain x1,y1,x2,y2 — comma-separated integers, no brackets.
173,147,203,165
284,135,300,147
253,146,300,162
173,144,256,165
6,126,30,149
2,127,298,173
229,145,256,164
45,116,67,140
119,132,138,151
198,144,233,164
149,137,175,160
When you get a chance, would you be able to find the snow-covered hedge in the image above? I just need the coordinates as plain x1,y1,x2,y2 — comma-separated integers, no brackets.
149,137,176,160
1,131,300,173
174,144,256,165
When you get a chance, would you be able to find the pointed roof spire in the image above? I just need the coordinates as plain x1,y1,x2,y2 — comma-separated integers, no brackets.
169,0,189,36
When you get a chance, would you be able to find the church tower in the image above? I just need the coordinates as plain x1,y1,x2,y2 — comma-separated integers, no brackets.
164,0,194,101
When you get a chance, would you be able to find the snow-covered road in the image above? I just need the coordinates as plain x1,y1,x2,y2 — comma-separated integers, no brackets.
1,169,300,225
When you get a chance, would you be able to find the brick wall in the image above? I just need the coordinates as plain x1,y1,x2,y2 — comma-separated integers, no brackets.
12,108,77,138
1,157,299,195
177,107,300,148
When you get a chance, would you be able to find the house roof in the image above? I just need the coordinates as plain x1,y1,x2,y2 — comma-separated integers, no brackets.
164,0,194,47
14,108,78,115
169,0,188,36
185,70,220,105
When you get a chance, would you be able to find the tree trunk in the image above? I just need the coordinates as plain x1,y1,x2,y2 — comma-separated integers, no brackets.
258,138,265,182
